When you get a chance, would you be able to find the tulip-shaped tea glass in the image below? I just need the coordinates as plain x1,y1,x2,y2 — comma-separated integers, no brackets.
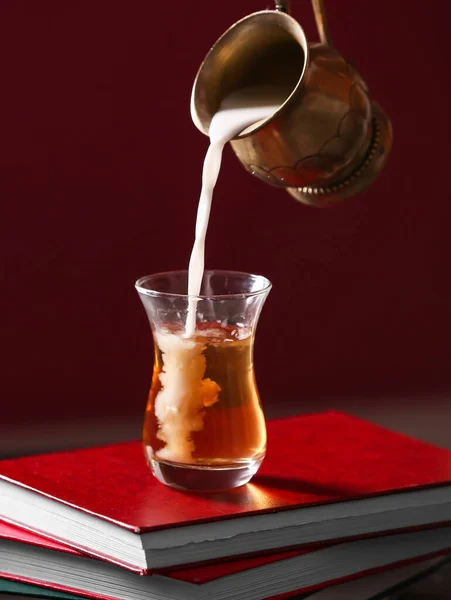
135,270,272,491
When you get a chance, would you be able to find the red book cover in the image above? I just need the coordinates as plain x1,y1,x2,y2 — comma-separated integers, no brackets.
1,411,450,571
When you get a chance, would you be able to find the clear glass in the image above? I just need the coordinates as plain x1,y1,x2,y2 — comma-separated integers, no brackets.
135,270,272,492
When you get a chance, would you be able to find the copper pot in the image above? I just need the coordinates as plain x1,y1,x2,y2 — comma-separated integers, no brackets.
191,1,392,207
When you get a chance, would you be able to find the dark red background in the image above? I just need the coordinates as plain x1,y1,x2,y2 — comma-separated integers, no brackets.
1,1,450,431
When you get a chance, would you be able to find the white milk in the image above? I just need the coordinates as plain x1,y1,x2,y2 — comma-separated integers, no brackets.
185,86,291,336
153,86,290,464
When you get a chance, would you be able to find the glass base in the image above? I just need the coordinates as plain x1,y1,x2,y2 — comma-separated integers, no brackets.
149,455,265,492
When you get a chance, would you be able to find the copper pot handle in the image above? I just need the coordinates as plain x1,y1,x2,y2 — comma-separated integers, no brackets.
311,0,332,46
275,0,332,46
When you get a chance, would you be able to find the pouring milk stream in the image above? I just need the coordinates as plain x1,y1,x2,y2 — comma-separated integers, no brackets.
186,85,290,336
150,86,291,464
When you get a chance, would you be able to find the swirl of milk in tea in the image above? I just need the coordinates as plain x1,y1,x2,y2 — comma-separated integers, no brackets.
154,86,290,463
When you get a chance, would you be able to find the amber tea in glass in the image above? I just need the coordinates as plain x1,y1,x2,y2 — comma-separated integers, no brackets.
135,270,271,492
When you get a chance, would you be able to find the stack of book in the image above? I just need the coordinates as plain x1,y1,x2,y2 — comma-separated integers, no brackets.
1,411,450,600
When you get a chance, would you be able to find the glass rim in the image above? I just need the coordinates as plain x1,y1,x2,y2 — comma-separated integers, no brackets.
135,269,272,300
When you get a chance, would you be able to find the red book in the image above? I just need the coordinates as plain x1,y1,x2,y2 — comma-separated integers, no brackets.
1,520,451,600
0,411,450,571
